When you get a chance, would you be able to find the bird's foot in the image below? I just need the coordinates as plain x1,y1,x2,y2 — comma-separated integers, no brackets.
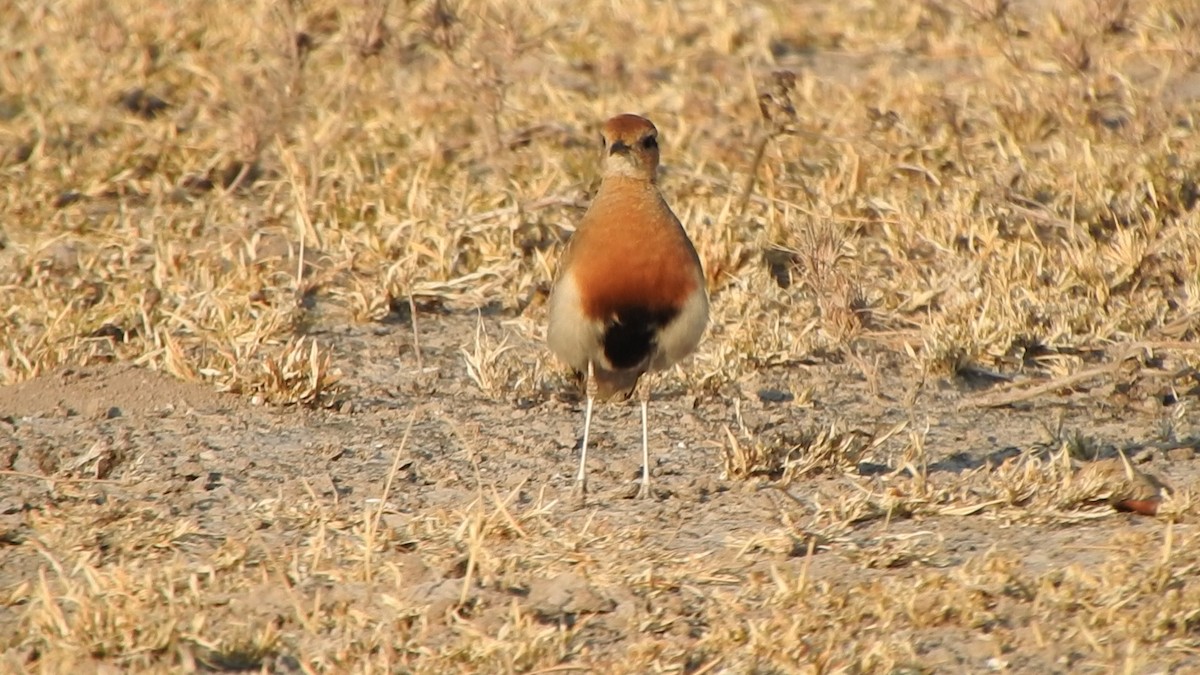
635,480,653,500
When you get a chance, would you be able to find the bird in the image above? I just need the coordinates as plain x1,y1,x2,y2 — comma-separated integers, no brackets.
546,113,708,500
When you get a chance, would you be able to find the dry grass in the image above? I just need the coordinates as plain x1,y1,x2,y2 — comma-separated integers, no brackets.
3,0,1200,671
3,0,1200,395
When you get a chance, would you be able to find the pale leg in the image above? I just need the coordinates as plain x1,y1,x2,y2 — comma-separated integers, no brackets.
575,361,597,501
636,375,652,499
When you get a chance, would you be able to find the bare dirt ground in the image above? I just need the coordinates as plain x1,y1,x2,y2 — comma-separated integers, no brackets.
4,0,1200,672
4,312,1200,673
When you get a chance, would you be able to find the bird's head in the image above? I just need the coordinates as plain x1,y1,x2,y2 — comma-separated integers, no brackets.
600,113,660,182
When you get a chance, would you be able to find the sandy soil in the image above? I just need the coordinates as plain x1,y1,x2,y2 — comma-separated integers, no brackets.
3,311,1198,672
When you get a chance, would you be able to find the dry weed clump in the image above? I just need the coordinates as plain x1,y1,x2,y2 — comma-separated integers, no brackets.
721,413,899,483
221,336,345,407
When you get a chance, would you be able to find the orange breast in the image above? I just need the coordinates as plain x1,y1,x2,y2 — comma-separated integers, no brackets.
568,189,701,323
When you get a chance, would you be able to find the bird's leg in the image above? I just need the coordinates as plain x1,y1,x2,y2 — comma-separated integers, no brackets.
575,360,597,503
636,373,653,499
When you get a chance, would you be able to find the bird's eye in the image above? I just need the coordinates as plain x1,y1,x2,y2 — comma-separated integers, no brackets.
600,135,607,149
641,136,658,150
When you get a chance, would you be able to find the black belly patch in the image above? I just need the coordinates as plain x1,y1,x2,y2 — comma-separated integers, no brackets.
602,306,678,370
